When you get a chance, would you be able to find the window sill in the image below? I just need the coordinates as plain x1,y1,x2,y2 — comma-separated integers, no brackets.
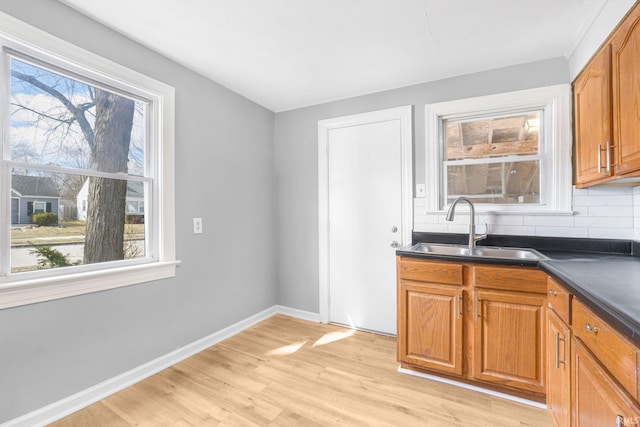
0,260,180,309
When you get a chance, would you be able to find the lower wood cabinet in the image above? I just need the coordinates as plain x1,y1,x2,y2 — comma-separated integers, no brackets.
573,337,640,427
396,257,547,399
473,289,546,394
546,278,640,427
547,309,571,427
397,280,463,375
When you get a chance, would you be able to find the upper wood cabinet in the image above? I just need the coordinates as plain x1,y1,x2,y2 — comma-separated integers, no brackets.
574,46,613,186
574,2,640,187
611,3,640,176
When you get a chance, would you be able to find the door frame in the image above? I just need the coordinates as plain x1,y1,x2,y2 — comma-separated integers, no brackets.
317,105,413,324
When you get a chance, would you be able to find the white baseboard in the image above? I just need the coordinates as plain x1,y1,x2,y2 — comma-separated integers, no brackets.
275,304,321,323
397,367,547,410
3,305,320,427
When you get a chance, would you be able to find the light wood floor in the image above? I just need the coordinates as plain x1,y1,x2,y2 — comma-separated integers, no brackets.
51,315,551,426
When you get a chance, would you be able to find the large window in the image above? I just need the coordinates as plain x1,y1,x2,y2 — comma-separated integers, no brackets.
9,56,149,272
0,13,176,308
425,85,572,214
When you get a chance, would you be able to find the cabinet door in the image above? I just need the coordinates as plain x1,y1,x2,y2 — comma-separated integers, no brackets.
574,45,613,186
398,280,463,375
547,310,571,427
472,290,546,394
611,3,640,176
573,337,640,427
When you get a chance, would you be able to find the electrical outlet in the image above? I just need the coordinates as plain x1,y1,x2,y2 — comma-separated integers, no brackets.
416,184,426,197
193,218,203,234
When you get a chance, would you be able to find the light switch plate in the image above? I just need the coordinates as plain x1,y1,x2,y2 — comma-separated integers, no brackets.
193,217,203,234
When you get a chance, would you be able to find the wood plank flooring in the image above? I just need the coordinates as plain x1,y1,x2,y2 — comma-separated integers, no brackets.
51,315,551,426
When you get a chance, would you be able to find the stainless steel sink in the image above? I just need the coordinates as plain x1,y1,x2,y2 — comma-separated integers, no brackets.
408,243,546,261
473,246,544,260
410,243,472,256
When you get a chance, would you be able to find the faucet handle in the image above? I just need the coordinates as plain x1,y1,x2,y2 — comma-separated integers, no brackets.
478,222,489,235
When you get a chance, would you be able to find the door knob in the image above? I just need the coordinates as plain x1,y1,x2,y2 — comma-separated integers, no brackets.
390,241,399,248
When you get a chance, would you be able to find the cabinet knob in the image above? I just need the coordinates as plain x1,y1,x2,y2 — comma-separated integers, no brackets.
548,290,557,296
586,323,599,334
390,241,399,248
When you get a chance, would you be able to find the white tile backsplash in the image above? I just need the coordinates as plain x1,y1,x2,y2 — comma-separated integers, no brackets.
574,216,634,228
635,187,640,241
486,225,536,236
413,185,639,240
587,206,634,217
534,226,590,238
523,216,576,227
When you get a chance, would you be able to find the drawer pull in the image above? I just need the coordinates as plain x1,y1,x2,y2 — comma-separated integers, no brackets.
457,294,462,319
585,323,599,334
548,289,557,296
475,296,479,321
616,415,624,427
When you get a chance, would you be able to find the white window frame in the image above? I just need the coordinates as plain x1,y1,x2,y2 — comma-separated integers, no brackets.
425,84,573,215
33,201,46,214
0,12,177,309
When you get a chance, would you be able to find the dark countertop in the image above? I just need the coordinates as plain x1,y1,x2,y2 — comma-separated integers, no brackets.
538,252,640,346
400,232,640,346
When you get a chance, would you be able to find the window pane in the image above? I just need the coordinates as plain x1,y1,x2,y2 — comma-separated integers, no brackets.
446,160,540,204
444,112,540,161
34,201,46,213
9,57,147,176
10,170,146,273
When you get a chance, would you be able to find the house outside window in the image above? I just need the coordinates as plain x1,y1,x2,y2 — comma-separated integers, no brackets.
442,110,543,205
425,85,572,215
0,13,176,309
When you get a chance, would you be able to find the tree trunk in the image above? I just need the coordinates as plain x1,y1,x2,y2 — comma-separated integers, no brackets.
84,90,135,264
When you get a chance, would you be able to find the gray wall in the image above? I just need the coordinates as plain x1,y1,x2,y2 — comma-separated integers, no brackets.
274,58,570,313
0,1,276,422
0,2,574,422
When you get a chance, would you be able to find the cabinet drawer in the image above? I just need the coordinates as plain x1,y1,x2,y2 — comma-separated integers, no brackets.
547,277,572,325
573,299,639,400
473,265,547,293
397,258,463,285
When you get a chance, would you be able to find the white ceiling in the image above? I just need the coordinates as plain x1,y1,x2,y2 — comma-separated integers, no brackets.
59,0,606,112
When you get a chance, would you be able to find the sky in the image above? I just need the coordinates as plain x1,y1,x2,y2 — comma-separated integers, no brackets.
9,57,146,177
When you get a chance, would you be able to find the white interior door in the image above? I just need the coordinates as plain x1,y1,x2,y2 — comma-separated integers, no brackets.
319,107,412,335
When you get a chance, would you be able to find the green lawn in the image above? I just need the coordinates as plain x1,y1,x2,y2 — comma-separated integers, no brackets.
11,220,144,246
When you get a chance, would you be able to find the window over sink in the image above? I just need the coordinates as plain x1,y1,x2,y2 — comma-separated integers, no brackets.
443,110,542,205
425,85,572,214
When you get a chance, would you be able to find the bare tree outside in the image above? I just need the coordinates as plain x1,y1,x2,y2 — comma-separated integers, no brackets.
9,57,145,266
83,90,135,263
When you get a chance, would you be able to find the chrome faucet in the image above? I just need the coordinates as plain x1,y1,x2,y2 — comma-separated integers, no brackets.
445,197,487,250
